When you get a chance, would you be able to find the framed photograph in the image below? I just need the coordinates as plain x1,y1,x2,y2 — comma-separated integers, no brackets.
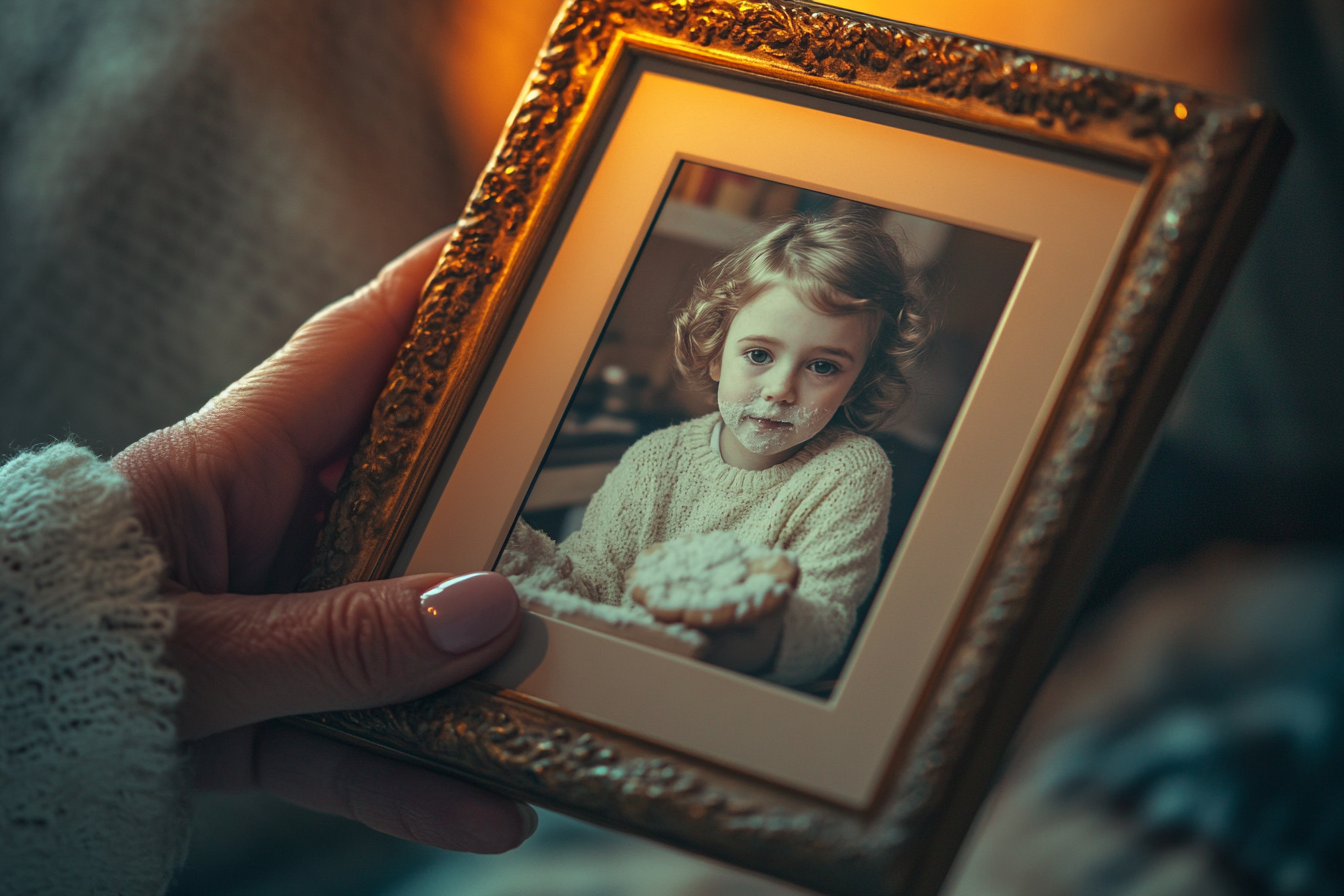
296,2,1289,894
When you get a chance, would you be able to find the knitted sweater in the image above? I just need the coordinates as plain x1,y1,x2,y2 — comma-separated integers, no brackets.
517,414,892,686
1,445,186,896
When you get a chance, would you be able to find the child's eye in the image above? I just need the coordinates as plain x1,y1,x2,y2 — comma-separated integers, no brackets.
746,349,772,364
809,359,840,376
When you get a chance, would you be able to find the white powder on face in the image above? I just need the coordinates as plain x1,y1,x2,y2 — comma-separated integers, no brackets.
625,531,796,621
718,391,830,457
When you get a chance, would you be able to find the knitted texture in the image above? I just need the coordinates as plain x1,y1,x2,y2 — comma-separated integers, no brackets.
1,444,187,896
511,414,891,686
0,1,475,455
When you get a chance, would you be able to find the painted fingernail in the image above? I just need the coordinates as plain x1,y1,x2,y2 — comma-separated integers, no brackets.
419,572,518,654
517,803,539,841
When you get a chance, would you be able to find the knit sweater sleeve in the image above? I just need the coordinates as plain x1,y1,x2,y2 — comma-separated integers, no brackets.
766,435,892,687
1,444,188,896
500,430,669,607
552,432,668,606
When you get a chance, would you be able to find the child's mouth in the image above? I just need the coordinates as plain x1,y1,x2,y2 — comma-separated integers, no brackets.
747,416,793,431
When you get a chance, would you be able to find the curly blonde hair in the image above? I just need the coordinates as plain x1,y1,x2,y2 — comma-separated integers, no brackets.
672,214,934,431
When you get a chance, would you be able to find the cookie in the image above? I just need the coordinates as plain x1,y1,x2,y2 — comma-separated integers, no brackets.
625,533,797,629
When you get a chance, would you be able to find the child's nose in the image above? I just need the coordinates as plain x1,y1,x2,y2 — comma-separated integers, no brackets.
761,369,797,403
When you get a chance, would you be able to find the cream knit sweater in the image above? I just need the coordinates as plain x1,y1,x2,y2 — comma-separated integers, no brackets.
514,414,892,686
1,445,187,896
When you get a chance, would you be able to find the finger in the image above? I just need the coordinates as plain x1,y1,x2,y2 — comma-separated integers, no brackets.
205,227,455,468
170,572,519,740
258,724,535,853
195,723,537,853
110,230,456,594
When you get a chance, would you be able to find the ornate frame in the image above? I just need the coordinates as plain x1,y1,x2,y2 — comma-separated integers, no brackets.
294,3,1289,893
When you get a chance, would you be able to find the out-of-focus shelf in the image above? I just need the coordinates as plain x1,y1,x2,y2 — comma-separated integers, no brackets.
652,200,762,250
525,461,619,511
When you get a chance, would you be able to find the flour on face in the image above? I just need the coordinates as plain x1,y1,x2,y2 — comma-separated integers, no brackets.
718,391,830,457
711,284,871,466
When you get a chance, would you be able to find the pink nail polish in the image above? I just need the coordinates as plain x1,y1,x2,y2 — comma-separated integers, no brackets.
419,572,518,654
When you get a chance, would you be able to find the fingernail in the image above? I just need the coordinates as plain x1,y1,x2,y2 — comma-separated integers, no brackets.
517,803,539,841
419,572,518,654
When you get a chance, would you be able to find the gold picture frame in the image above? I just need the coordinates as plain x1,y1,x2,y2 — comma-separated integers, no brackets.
294,2,1289,893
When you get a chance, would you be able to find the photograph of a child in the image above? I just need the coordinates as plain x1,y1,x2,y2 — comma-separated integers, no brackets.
497,162,1031,695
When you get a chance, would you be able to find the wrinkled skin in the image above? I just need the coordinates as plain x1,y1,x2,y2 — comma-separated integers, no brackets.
113,231,534,853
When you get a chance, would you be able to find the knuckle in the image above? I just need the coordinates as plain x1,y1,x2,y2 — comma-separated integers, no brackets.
315,587,408,702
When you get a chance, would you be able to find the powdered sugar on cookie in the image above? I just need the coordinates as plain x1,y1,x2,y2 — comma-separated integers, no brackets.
513,579,710,657
625,531,796,626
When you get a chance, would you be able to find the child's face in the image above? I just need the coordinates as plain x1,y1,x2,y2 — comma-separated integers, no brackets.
711,283,871,471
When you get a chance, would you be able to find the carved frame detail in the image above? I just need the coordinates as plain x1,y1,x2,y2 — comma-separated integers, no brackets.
296,3,1288,894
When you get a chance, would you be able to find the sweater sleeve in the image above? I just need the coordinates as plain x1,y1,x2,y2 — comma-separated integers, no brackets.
766,437,892,687
550,432,667,607
1,444,188,896
499,437,657,607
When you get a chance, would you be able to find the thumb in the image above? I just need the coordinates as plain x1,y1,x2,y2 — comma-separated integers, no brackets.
169,571,519,740
196,227,452,471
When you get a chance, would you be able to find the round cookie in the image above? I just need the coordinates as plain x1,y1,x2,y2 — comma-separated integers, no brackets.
625,532,797,629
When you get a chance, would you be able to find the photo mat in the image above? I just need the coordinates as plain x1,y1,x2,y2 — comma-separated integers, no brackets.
501,159,1032,697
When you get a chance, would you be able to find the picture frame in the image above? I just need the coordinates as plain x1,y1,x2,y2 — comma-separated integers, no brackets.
293,2,1290,894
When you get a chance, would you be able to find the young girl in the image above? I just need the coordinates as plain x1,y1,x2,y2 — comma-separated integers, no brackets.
502,214,933,687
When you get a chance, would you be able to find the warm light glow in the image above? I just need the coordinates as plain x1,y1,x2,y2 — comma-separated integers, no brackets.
426,606,438,615
841,0,1246,93
436,0,561,173
1174,102,1189,119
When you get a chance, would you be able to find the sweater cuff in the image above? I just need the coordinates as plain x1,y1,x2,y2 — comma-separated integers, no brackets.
1,443,189,895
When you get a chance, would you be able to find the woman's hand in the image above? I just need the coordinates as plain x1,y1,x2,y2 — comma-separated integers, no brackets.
112,231,536,853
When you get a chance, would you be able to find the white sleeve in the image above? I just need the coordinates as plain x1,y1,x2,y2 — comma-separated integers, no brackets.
765,440,892,687
1,444,189,895
550,435,665,607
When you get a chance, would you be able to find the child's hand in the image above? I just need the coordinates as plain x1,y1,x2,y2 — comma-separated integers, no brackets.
624,532,797,628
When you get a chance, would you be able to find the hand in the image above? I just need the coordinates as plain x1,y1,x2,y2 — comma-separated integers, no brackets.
113,231,535,853
701,613,787,676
